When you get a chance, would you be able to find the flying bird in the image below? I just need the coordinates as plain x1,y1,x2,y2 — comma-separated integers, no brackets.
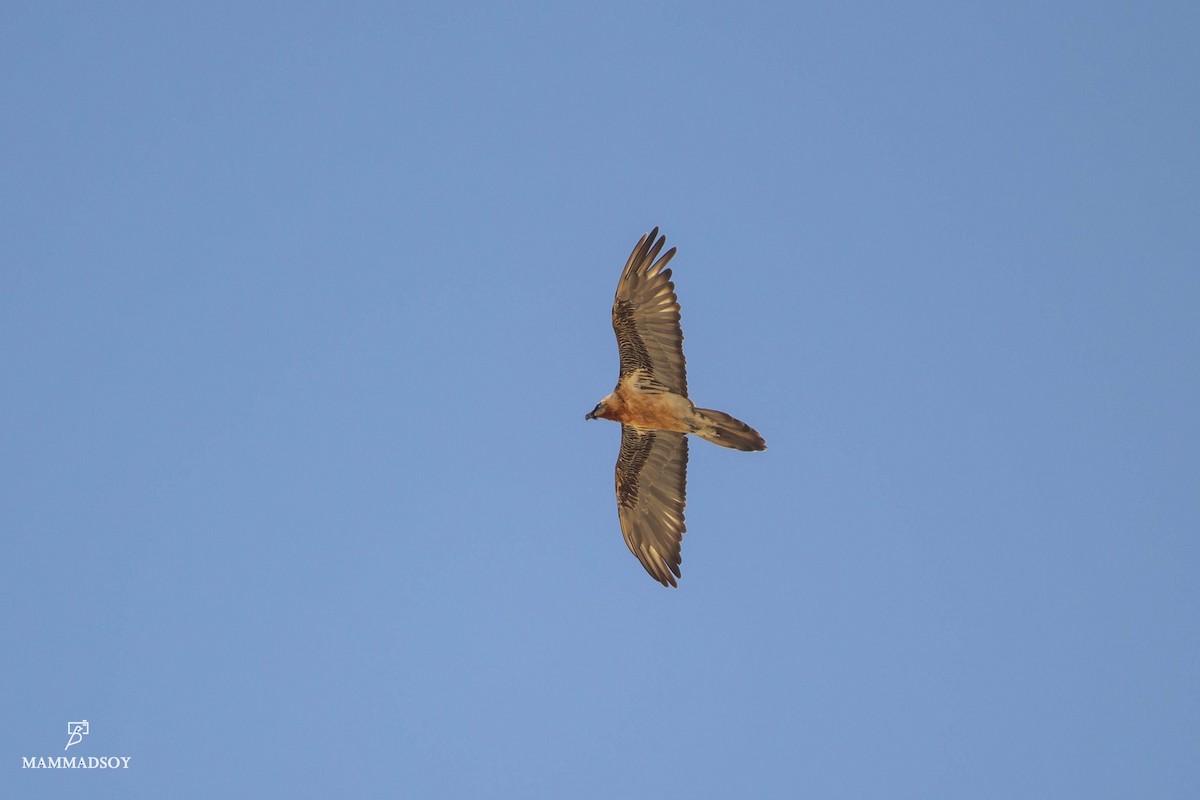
587,228,766,587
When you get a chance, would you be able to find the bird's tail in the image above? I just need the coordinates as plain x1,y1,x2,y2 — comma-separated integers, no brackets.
692,408,767,452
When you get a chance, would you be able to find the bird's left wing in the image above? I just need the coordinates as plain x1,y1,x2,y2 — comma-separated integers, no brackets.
616,425,689,587
612,228,687,397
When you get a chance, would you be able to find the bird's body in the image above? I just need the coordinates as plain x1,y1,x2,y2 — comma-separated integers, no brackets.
588,371,693,432
587,228,766,587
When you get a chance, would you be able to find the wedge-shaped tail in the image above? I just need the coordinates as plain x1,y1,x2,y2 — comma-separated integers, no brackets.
692,408,767,452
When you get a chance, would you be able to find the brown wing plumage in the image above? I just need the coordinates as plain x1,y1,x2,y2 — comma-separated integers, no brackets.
612,227,687,397
616,426,688,587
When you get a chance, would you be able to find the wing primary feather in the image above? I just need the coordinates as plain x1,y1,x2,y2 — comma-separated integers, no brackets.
652,247,677,275
643,234,666,272
624,229,656,275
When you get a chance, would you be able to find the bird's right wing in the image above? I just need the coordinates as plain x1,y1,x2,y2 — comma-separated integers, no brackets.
616,425,689,587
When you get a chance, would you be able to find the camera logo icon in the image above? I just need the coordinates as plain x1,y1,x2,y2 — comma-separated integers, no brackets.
65,720,89,751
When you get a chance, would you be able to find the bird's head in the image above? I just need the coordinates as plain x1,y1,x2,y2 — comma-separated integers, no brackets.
585,398,610,421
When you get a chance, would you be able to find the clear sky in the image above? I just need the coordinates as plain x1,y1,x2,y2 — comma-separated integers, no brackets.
3,2,1198,797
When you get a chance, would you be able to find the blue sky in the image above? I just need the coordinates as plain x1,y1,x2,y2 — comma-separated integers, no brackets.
3,2,1197,797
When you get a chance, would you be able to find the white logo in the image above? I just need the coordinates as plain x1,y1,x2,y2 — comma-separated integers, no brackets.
20,719,132,770
65,720,89,751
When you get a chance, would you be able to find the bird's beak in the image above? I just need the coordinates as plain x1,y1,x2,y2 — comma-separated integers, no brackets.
585,410,595,420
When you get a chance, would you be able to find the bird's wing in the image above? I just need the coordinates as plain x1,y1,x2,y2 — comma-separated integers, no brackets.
616,426,688,587
612,227,687,397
